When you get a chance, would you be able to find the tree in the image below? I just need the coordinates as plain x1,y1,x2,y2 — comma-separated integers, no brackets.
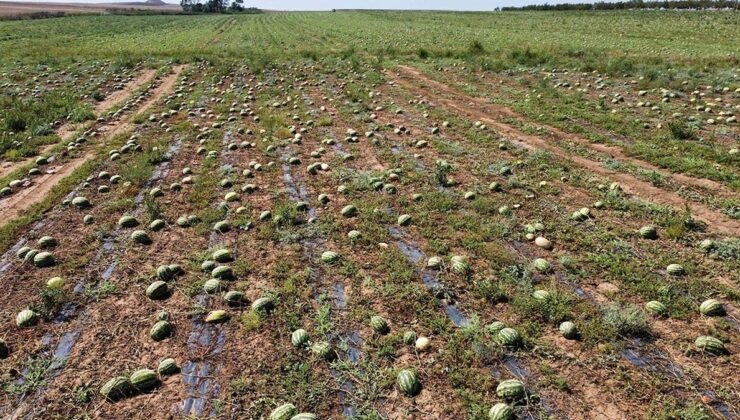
229,0,244,12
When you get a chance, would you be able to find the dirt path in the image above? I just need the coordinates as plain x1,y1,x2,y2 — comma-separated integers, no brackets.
92,68,157,115
390,66,740,236
394,65,736,195
0,66,186,227
0,68,158,180
100,65,184,139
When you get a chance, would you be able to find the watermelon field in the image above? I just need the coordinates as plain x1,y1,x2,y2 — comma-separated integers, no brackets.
0,10,738,420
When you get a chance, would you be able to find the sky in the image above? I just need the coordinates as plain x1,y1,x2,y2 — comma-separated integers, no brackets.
20,0,547,10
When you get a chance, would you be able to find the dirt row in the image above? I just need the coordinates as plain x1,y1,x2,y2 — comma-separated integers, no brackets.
0,66,185,226
390,65,740,236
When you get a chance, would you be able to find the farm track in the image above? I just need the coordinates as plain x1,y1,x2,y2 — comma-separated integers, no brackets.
0,66,185,228
0,68,158,179
389,65,740,236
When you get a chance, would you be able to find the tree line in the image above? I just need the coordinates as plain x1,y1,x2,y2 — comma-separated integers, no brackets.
501,0,738,11
180,0,262,13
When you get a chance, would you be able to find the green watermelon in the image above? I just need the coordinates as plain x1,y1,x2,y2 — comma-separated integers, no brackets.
497,328,521,347
158,358,179,375
694,336,727,355
16,309,39,328
699,299,724,316
488,403,514,420
370,316,389,334
397,369,420,396
150,320,173,341
496,379,525,400
146,281,169,300
291,329,309,347
130,369,158,392
100,376,132,401
270,403,297,420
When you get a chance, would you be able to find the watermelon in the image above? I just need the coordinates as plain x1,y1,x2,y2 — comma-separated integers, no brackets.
213,249,233,263
699,299,724,316
496,379,525,400
224,291,245,306
694,336,727,355
158,358,179,375
497,328,521,347
33,251,55,267
397,369,420,396
203,279,224,294
645,301,667,316
150,320,173,341
130,369,158,392
666,264,684,276
291,329,309,347
131,230,152,245
370,316,389,334
118,216,138,228
156,265,174,281
488,403,514,420
100,376,132,401
639,226,658,239
311,341,335,360
146,281,169,300
559,321,578,339
252,297,275,315
397,214,412,226
270,403,297,420
205,310,230,324
451,255,469,275
320,251,339,264
16,309,39,328
341,205,358,217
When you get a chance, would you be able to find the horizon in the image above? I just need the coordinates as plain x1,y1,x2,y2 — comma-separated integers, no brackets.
0,0,614,11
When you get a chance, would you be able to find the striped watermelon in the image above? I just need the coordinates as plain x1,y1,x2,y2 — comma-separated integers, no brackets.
645,301,667,316
695,336,727,355
129,369,158,392
16,309,39,328
497,328,521,347
100,376,132,401
397,369,420,396
270,403,297,420
699,299,724,316
311,341,335,360
488,403,514,420
666,264,684,276
158,358,179,375
291,329,309,347
496,379,525,400
370,316,389,334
